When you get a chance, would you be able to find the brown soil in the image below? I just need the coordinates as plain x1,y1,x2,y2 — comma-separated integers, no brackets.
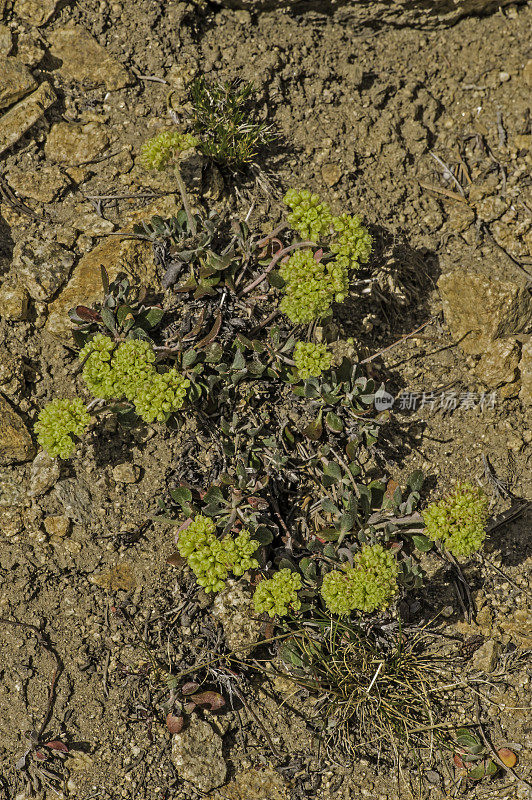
0,1,531,799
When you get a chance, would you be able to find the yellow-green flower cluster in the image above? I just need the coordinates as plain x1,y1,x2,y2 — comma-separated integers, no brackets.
80,334,189,423
279,250,345,324
140,131,199,171
252,568,302,618
133,369,190,423
284,189,333,241
320,544,398,616
293,341,332,380
422,482,488,557
330,214,372,272
178,515,260,593
34,398,91,459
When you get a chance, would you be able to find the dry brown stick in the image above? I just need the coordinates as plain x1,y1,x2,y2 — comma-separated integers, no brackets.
418,181,471,204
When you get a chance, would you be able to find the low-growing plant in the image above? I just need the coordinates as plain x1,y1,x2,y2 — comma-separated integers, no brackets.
188,76,275,168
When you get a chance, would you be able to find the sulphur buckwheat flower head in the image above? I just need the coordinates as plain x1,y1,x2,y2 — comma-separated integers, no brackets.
178,517,259,593
320,544,398,616
331,214,372,271
34,398,91,459
79,334,117,399
293,341,332,380
422,482,488,557
284,189,333,241
110,339,156,401
279,250,337,324
252,569,302,618
133,368,190,423
140,131,199,171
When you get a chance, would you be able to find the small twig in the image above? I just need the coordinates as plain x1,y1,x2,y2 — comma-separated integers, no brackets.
429,151,466,196
480,222,532,279
256,222,289,248
84,191,174,201
418,181,470,204
475,697,532,791
229,683,282,759
239,240,316,297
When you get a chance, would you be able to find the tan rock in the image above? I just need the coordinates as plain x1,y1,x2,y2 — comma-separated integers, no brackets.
321,162,342,187
438,271,532,355
28,451,60,497
0,281,30,320
45,197,179,338
0,25,12,57
49,24,131,91
14,238,75,301
519,337,532,405
471,639,499,673
44,515,70,537
45,237,155,337
112,463,140,484
0,394,35,465
8,163,69,203
212,768,289,800
0,57,37,110
523,59,532,87
0,81,56,156
13,0,60,25
474,338,521,388
16,32,45,67
44,121,109,165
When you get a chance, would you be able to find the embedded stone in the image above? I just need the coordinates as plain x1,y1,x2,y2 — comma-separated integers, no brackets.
14,238,75,301
44,121,109,165
44,515,70,537
13,0,60,25
49,24,131,90
171,717,227,792
28,451,60,497
0,394,35,465
0,81,56,156
519,337,532,405
0,281,30,320
8,163,68,203
0,57,37,110
438,270,532,355
474,338,521,388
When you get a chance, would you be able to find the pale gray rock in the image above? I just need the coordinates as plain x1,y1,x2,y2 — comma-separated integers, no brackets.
471,639,499,673
29,451,60,497
171,718,227,792
213,580,262,656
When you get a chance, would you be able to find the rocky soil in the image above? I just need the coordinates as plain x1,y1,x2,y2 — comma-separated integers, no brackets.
0,0,531,798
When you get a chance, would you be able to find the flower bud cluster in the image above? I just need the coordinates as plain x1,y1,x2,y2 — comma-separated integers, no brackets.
178,515,259,593
279,250,343,324
34,398,91,459
252,568,302,618
330,213,373,272
320,544,398,615
422,482,488,557
140,131,199,171
293,341,332,380
80,334,189,423
284,189,333,241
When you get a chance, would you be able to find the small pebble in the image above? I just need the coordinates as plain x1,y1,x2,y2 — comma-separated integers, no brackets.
112,463,140,484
